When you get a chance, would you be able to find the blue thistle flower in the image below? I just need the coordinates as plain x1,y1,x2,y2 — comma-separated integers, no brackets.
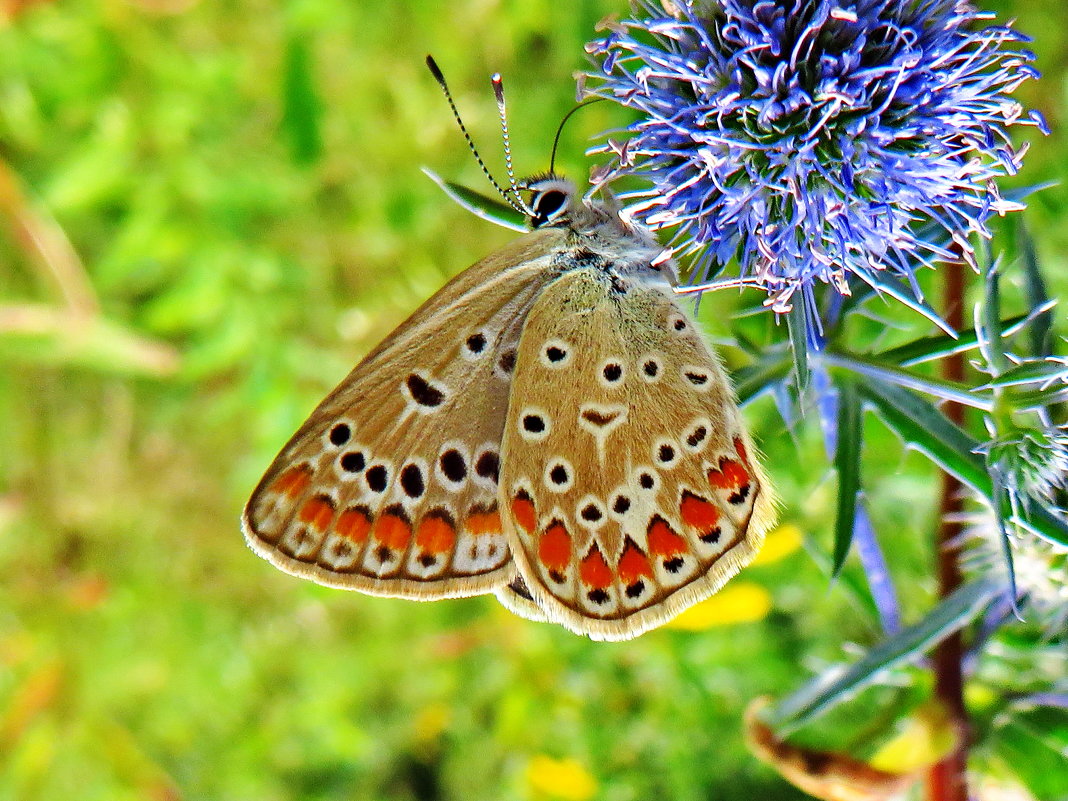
584,0,1046,328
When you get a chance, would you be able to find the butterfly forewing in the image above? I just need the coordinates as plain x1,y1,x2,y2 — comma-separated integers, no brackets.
243,229,567,599
497,267,776,640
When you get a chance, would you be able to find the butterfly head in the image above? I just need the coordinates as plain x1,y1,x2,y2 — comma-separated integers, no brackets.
523,175,577,229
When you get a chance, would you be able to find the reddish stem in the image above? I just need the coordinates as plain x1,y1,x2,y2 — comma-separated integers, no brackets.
926,254,970,801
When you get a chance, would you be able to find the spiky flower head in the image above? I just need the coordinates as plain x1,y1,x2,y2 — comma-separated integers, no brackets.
584,0,1045,321
963,508,1068,637
979,424,1068,506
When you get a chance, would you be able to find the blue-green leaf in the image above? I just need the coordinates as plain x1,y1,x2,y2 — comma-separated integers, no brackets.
733,347,792,406
880,313,1035,367
858,378,989,492
768,576,1003,736
825,351,993,411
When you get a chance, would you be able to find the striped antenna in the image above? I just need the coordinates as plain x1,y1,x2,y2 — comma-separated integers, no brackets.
491,73,533,213
425,55,528,215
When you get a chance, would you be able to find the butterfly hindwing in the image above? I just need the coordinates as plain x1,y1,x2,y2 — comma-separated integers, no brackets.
497,266,775,640
242,229,567,599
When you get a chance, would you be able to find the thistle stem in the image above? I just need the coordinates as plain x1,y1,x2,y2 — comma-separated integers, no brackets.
927,253,970,801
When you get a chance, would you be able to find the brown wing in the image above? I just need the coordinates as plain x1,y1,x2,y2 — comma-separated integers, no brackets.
242,228,567,599
496,267,776,639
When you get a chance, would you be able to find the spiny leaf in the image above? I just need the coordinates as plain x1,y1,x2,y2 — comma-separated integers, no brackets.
768,576,1003,736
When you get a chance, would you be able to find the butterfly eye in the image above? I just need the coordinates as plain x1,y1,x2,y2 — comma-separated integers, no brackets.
531,189,569,227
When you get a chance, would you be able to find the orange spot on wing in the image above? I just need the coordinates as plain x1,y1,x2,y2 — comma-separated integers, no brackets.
579,546,613,589
336,507,372,544
734,437,750,465
272,465,312,497
467,507,502,536
708,458,751,490
647,516,686,557
680,491,720,535
415,514,456,554
298,496,335,531
539,520,571,572
511,491,537,534
376,511,412,550
618,541,654,585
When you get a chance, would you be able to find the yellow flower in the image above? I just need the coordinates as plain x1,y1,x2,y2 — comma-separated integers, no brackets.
666,581,772,630
868,701,958,773
525,755,598,801
752,523,803,565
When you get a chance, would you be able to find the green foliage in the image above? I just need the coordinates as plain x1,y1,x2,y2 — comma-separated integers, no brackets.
0,2,1065,800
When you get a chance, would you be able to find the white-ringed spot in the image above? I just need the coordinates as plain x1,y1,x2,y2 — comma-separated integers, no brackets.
668,313,688,333
518,407,551,441
653,438,681,469
336,444,370,478
681,417,712,454
598,358,625,388
326,420,354,447
435,441,470,491
472,444,500,487
609,490,633,519
461,328,492,360
681,365,712,392
543,457,575,493
399,458,429,499
403,371,447,410
640,355,663,382
576,495,606,530
634,467,659,493
539,338,573,368
364,460,393,494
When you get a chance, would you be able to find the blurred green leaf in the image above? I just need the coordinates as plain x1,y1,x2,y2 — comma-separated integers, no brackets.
733,346,792,405
1018,220,1054,359
785,301,809,390
990,706,1068,801
832,377,861,578
280,37,322,166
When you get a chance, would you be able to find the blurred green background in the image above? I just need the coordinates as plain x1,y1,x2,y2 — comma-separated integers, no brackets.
0,1,1064,799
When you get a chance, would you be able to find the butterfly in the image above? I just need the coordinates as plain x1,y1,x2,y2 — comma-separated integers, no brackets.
242,58,775,640
241,171,776,641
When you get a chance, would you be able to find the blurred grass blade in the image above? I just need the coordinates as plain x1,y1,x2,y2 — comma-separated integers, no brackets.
832,377,862,577
980,258,1010,375
768,576,1002,737
785,301,809,390
853,504,901,634
422,169,526,231
281,37,323,166
0,303,179,376
1018,219,1054,358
